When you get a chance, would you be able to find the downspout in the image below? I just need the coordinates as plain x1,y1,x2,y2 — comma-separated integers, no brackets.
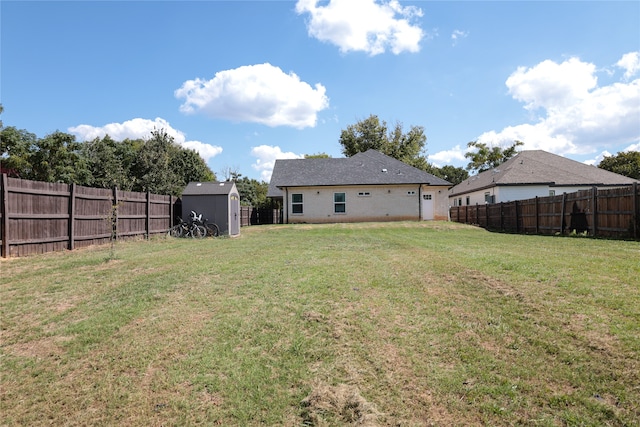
418,184,422,220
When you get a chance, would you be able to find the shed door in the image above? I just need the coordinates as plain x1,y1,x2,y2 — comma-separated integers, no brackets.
230,194,240,235
421,192,434,220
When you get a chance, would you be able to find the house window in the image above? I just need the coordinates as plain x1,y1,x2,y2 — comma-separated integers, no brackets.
466,196,470,205
291,193,303,214
358,191,371,197
407,190,416,196
423,194,432,200
458,198,462,206
549,190,556,197
334,192,346,213
484,192,492,204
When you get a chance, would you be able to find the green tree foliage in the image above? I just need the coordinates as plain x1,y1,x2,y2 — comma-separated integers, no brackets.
304,152,331,158
465,140,524,174
82,135,138,190
235,176,269,208
430,165,469,185
339,114,429,169
598,151,640,180
1,126,38,178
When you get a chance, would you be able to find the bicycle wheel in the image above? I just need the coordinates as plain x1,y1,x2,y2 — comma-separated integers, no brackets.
168,224,184,238
205,223,219,237
191,225,206,239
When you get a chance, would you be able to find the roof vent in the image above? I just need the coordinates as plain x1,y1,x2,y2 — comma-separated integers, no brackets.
382,168,388,173
196,183,202,186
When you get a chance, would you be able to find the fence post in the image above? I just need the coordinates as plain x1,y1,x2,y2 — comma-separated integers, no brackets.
146,190,150,239
68,183,76,251
169,195,174,229
112,186,119,241
500,202,504,231
515,200,520,233
560,193,566,235
535,196,539,234
632,182,638,239
591,186,598,237
1,174,8,258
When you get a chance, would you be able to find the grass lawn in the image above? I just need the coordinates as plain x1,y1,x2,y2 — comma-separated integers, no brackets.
1,222,639,426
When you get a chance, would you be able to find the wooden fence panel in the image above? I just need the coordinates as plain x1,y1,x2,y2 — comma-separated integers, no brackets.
0,175,177,257
449,184,639,239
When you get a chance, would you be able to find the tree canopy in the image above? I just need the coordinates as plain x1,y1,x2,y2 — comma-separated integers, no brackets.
339,114,429,170
1,121,215,195
598,151,640,180
464,140,524,174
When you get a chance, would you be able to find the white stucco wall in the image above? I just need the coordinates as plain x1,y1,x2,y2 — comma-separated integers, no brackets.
284,184,449,223
449,184,619,206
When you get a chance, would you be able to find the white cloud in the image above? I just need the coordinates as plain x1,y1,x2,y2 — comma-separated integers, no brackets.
451,29,468,46
616,51,640,80
175,63,329,129
295,0,424,55
476,54,640,157
428,144,466,167
68,117,223,162
250,145,304,182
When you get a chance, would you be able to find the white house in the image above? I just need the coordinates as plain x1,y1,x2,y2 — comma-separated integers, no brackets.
449,150,638,206
268,150,451,223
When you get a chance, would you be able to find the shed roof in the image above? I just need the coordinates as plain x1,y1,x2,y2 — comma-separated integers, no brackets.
268,149,450,197
183,181,237,196
449,150,638,196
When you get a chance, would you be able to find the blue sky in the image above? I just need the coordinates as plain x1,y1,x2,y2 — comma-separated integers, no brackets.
2,0,639,182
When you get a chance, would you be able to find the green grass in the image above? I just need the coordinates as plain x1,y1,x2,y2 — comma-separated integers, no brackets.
1,222,639,426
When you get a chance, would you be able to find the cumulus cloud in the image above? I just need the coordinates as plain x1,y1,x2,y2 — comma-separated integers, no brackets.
295,0,424,55
428,144,466,167
175,63,329,129
474,53,640,156
250,145,304,182
68,117,223,162
617,51,640,80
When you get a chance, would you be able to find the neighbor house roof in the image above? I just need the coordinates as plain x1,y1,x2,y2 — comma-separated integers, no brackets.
183,181,236,196
268,150,451,198
449,150,638,197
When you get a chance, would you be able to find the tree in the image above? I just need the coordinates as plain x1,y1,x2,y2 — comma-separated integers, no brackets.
598,151,640,180
338,114,429,169
82,135,136,190
30,131,92,184
0,126,38,178
465,140,524,174
304,152,331,159
432,165,469,185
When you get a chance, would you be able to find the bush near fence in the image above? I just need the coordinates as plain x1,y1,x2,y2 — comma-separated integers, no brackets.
449,184,640,239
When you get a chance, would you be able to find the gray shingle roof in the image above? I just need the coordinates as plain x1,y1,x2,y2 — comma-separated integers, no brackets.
183,181,236,196
449,150,638,196
268,150,450,197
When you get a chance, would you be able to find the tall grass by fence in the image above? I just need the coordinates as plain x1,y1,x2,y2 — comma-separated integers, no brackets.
0,175,175,258
450,184,639,239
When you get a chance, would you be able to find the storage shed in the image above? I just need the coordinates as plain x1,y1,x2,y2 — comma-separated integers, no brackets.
181,181,240,236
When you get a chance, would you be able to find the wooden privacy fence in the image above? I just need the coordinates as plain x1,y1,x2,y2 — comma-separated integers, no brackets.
0,175,176,258
240,206,282,226
450,184,640,239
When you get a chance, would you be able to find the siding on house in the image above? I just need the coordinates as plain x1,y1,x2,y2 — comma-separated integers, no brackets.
284,184,450,223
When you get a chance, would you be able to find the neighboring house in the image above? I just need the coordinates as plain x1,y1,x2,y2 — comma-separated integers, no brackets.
449,150,639,206
181,181,241,236
267,149,451,223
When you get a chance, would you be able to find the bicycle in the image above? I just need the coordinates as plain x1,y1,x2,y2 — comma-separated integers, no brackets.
168,216,206,239
189,211,220,237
